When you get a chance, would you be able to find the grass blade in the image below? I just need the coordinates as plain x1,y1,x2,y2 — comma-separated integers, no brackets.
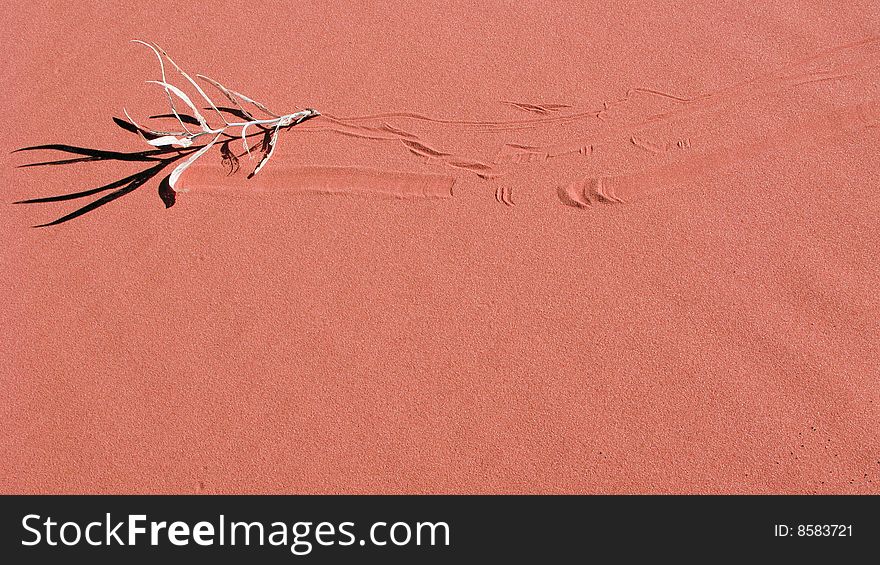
196,74,257,120
196,74,279,118
146,81,210,131
131,39,194,135
148,41,228,126
168,133,222,190
248,124,280,178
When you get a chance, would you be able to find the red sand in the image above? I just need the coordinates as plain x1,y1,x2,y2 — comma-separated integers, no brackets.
2,1,879,493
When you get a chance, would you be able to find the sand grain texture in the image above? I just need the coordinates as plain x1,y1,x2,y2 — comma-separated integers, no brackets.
2,0,879,493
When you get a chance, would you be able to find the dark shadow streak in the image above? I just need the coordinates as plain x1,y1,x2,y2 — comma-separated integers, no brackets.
12,108,308,227
152,108,260,125
31,162,171,227
13,136,193,227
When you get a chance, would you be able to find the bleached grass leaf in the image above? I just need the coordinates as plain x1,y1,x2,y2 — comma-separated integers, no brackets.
147,41,228,126
131,40,194,134
248,124,280,178
234,91,280,118
195,74,279,118
196,74,256,121
241,122,253,158
146,81,210,131
146,135,194,148
168,133,222,191
20,41,321,226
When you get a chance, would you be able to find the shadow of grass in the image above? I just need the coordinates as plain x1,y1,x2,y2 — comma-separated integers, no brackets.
12,109,305,227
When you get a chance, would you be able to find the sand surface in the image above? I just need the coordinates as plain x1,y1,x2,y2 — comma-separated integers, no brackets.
2,1,879,493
